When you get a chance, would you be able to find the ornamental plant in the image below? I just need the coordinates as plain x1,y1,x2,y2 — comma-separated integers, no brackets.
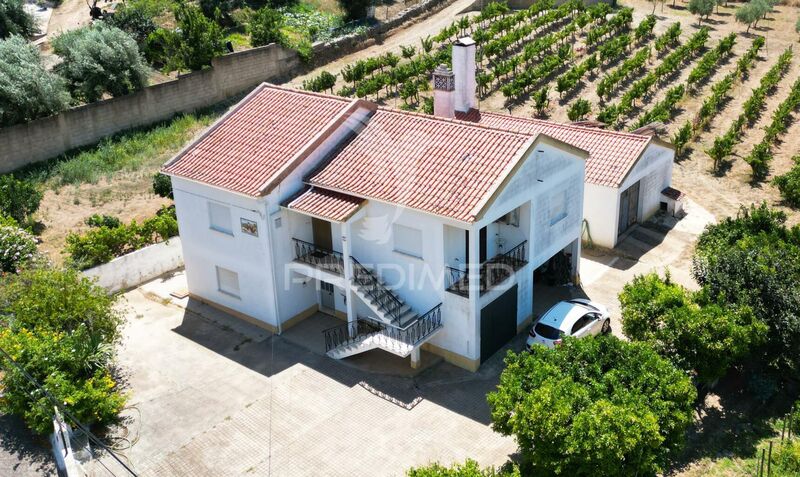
0,223,37,273
0,267,126,434
488,336,696,476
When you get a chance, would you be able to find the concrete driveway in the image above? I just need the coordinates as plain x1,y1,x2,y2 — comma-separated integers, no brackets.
102,278,517,477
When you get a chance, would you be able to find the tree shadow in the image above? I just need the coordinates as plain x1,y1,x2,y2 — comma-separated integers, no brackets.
0,414,55,476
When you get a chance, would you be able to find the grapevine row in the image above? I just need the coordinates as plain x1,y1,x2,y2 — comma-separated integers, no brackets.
671,36,765,155
745,77,800,179
597,28,710,125
705,48,793,172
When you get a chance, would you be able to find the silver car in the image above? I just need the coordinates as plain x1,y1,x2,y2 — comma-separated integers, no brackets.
526,299,611,349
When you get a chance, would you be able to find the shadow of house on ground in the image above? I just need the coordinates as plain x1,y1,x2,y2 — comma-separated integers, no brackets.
171,298,523,426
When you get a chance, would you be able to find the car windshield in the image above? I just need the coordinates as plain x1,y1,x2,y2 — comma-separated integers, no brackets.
534,322,562,340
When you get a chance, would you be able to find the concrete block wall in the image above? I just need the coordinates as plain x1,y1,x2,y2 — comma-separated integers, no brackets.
0,44,299,173
82,238,184,293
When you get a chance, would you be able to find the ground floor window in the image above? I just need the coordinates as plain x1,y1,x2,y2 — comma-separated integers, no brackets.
216,266,240,297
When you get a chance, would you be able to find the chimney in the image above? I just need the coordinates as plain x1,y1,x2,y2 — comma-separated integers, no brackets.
432,64,455,119
452,37,477,113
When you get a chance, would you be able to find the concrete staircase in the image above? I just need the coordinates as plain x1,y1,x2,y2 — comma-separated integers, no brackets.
350,257,419,328
326,331,416,360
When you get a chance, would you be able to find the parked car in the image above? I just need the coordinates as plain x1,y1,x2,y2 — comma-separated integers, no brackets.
526,299,611,349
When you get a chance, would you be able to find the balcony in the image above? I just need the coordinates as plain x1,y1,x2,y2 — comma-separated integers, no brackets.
293,238,344,275
445,240,528,297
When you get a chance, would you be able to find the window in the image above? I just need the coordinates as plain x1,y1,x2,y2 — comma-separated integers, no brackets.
393,224,423,258
216,266,240,297
570,315,591,335
549,190,567,225
495,208,520,227
209,202,233,235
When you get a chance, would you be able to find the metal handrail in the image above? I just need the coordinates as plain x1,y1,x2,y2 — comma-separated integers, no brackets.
445,240,528,297
322,319,382,353
350,256,405,323
292,238,344,275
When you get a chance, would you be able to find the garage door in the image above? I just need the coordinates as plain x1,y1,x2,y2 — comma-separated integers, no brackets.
480,285,518,363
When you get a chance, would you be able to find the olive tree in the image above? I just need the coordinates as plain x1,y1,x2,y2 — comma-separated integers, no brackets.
736,1,766,32
0,0,35,39
688,0,715,24
0,35,70,126
488,336,696,476
52,24,148,103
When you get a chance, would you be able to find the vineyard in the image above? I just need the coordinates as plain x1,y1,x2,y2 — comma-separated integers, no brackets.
293,0,800,219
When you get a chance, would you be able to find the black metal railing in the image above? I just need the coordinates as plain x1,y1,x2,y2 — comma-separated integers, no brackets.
293,238,344,275
445,267,469,298
323,319,383,353
445,240,528,297
351,256,406,323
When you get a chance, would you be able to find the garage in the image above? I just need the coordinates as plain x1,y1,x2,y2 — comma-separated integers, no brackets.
480,285,518,363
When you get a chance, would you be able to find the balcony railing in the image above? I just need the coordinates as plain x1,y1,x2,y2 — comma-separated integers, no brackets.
293,238,344,275
323,303,443,354
445,240,528,297
323,319,383,353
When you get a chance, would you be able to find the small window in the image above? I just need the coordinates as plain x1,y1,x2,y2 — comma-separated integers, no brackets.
393,224,423,258
209,202,233,235
549,191,567,225
216,266,240,297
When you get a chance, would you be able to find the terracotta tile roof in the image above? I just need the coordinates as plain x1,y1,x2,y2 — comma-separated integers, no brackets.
307,108,536,223
162,84,354,196
661,186,685,201
286,187,365,222
456,110,654,187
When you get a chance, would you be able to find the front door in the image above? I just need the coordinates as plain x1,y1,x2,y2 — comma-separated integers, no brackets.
312,218,333,250
618,181,640,236
320,281,335,310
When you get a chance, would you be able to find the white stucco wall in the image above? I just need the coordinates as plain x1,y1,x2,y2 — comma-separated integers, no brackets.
172,177,278,327
82,238,184,293
583,143,674,248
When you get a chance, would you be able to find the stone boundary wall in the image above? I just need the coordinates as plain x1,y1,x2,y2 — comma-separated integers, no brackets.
82,238,184,293
0,0,457,174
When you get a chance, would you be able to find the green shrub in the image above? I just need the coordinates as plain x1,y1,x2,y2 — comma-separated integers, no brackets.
85,214,122,229
0,0,36,39
0,35,70,127
249,6,284,47
152,172,173,198
52,24,149,103
144,27,181,69
65,206,178,269
0,175,43,224
105,2,157,45
339,0,370,21
0,224,37,273
174,4,225,71
772,440,800,474
693,204,800,379
487,336,695,476
302,70,337,93
407,459,520,477
0,267,125,435
620,272,766,385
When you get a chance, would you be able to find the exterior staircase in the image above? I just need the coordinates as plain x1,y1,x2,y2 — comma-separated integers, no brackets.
291,237,442,360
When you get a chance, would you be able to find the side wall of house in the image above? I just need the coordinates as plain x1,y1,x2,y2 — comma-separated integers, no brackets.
584,143,674,249
172,177,278,329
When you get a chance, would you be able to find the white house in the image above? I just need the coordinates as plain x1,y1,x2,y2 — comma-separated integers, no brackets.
162,37,674,371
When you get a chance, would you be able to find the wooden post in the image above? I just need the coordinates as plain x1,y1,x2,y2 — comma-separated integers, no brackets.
767,441,773,477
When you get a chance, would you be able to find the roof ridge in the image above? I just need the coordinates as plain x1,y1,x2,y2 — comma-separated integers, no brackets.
260,82,351,103
375,105,538,140
479,110,652,141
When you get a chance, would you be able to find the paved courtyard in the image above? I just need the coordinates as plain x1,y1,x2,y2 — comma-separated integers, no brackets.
102,279,519,477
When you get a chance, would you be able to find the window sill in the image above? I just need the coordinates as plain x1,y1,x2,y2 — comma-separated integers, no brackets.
210,226,234,237
218,289,241,300
549,213,567,227
393,249,423,261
